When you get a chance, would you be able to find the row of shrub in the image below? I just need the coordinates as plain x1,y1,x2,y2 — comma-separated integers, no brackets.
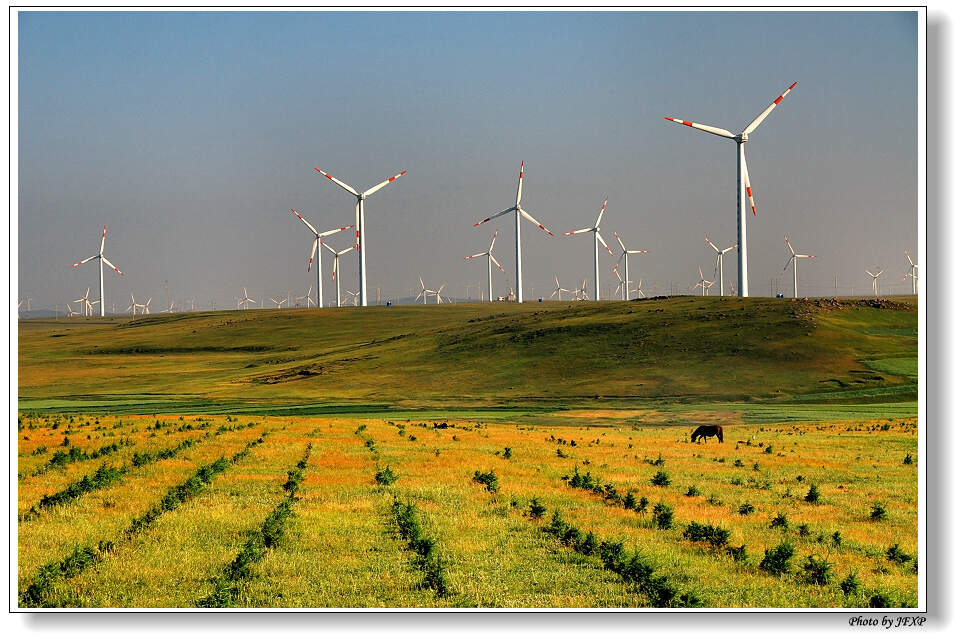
131,437,198,467
542,510,700,608
562,467,650,514
390,499,449,597
19,433,270,607
32,439,134,475
198,443,311,607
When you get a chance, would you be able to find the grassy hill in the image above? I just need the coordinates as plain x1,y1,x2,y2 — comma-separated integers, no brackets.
17,296,917,418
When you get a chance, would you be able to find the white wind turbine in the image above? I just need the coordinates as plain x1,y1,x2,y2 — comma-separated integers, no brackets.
329,244,358,308
705,235,736,297
65,303,80,317
435,284,447,304
343,290,360,307
573,279,589,301
126,294,137,317
692,267,714,296
866,268,884,298
464,229,506,302
665,81,798,297
314,168,407,307
74,288,93,317
269,296,288,309
473,161,554,303
135,297,152,315
549,275,569,301
783,235,816,298
71,225,125,317
632,278,647,300
238,288,255,310
612,265,629,300
904,250,918,295
612,231,648,301
289,208,353,309
415,277,437,305
296,286,315,308
562,197,614,301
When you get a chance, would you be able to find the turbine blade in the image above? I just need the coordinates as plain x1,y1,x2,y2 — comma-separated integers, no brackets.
322,242,338,256
563,227,594,236
785,235,796,256
515,161,524,207
664,117,736,139
337,245,356,256
101,256,124,275
100,226,107,254
474,206,515,227
742,81,797,136
626,249,648,254
613,231,627,252
319,224,354,238
72,255,98,267
291,209,321,236
489,255,505,272
743,160,757,216
363,170,407,197
489,229,498,252
594,196,608,229
596,232,613,256
705,235,720,253
784,256,794,271
466,252,487,260
308,240,318,271
315,169,360,196
518,208,553,236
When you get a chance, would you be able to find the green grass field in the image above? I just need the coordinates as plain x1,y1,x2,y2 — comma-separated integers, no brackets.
16,296,919,608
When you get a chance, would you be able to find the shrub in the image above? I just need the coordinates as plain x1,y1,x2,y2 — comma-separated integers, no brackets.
502,447,512,459
685,485,700,497
527,498,547,519
471,470,499,493
651,470,671,487
726,544,749,563
770,512,789,530
869,592,894,608
733,459,744,467
634,495,649,514
885,543,913,565
801,554,833,585
764,445,773,454
653,502,674,530
903,453,913,465
798,524,811,537
738,502,755,515
682,521,730,548
556,448,567,458
760,539,795,575
805,484,820,504
375,465,399,486
870,503,888,521
831,530,843,548
622,492,637,511
840,571,860,596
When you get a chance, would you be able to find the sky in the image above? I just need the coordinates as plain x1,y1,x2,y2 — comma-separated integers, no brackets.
15,9,920,311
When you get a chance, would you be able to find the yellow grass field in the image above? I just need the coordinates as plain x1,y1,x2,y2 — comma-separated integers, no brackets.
17,412,918,608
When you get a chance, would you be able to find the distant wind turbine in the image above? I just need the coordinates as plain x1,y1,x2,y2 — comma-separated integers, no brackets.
705,235,736,298
665,81,797,296
269,296,287,309
903,250,918,294
549,275,569,300
415,277,437,305
74,288,93,317
473,161,553,303
329,244,358,308
562,197,613,301
692,267,714,296
71,225,125,317
239,288,255,310
783,235,816,298
866,268,884,298
464,229,506,302
314,167,407,307
289,208,353,309
612,231,648,301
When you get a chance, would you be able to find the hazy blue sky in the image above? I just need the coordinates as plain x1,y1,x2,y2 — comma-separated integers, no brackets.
17,10,919,310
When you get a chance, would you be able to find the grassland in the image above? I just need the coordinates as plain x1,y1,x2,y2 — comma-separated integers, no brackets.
16,296,918,608
16,412,918,608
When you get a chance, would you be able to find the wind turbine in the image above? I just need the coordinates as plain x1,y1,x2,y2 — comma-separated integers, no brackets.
329,244,358,308
562,197,613,301
71,225,125,317
783,235,816,298
549,275,569,300
612,265,629,300
705,235,736,297
162,301,176,314
314,167,407,307
473,161,554,303
464,229,506,302
65,303,80,317
633,279,647,300
573,279,589,301
239,288,255,310
692,267,714,296
866,268,884,298
126,294,138,317
612,231,648,301
269,296,287,309
296,286,315,308
665,82,797,297
74,288,93,317
135,297,152,315
435,284,447,304
289,208,353,309
343,290,360,307
415,277,437,305
904,250,918,294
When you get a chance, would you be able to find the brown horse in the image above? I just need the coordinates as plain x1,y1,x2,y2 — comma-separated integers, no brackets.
691,425,724,443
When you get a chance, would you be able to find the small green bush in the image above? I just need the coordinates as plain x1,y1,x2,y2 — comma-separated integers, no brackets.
685,485,700,497
738,502,755,515
527,498,547,519
885,543,913,565
840,571,860,596
870,503,888,521
760,539,795,576
471,470,499,493
653,502,674,530
502,447,512,459
801,554,833,585
682,521,730,548
770,512,789,530
651,470,671,487
375,465,399,486
804,484,820,504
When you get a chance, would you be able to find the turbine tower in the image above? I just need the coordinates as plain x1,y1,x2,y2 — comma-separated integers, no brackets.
314,167,407,307
612,231,648,301
692,267,714,296
705,235,736,297
783,235,816,298
464,229,505,302
71,225,125,317
904,250,918,295
562,197,614,301
665,81,797,296
549,275,569,300
415,277,437,305
289,208,353,309
328,244,358,308
473,161,554,303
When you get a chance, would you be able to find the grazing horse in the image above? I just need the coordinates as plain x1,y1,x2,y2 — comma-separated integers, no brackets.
691,425,724,443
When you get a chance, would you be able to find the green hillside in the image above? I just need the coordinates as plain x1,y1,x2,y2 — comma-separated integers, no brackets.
18,296,917,416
